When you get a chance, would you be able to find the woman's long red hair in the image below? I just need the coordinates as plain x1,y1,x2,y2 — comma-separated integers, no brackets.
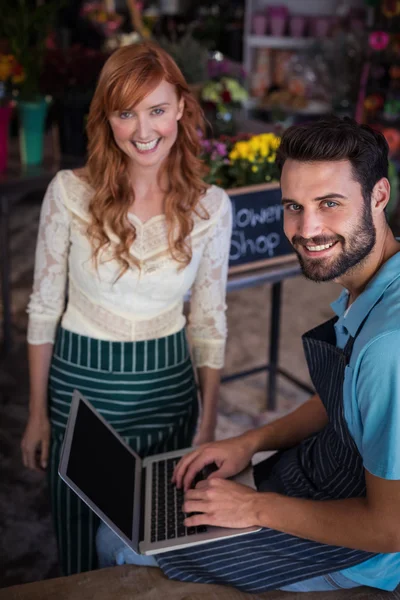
86,41,208,275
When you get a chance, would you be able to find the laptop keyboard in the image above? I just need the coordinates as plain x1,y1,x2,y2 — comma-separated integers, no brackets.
150,457,211,543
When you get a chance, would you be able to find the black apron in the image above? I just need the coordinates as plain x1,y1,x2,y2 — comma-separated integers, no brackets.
157,317,376,593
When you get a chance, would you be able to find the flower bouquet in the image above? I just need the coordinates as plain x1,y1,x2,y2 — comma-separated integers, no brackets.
0,0,61,165
0,54,24,105
200,132,281,189
201,77,248,136
200,136,232,188
228,133,281,187
81,2,124,37
0,0,59,101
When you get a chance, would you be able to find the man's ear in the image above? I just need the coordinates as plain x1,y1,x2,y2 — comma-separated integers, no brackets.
371,177,391,215
177,97,185,121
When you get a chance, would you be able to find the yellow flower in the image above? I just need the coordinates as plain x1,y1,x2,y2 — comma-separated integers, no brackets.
0,62,12,81
271,136,281,151
235,141,250,159
229,133,279,170
260,140,270,158
229,150,239,161
12,72,25,84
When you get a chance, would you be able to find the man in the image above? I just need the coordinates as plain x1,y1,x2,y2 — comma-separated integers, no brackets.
97,117,400,593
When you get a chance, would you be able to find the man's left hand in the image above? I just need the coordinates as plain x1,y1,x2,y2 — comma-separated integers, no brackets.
183,478,260,529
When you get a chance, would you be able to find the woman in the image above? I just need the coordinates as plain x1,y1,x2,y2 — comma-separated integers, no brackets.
21,41,232,575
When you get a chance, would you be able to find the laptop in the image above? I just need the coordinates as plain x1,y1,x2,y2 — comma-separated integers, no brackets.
58,390,261,555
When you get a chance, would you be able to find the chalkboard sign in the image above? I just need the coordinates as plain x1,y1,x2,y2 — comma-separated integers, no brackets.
227,182,295,274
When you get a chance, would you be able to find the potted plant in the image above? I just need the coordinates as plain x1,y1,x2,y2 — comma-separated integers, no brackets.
0,0,61,166
201,132,280,188
201,132,293,271
226,132,281,187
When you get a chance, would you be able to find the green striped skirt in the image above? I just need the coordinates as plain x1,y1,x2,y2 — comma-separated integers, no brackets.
48,326,198,574
49,326,199,452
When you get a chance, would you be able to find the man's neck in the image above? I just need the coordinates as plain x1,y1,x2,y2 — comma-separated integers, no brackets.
338,228,400,305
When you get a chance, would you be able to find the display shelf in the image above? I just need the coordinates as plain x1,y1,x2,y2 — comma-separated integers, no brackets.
251,100,332,115
243,0,366,104
247,35,317,49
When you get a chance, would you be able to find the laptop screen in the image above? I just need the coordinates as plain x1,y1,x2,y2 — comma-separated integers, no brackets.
66,400,136,539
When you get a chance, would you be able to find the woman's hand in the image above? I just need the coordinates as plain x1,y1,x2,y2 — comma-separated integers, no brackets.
192,423,215,446
21,413,51,471
173,433,256,491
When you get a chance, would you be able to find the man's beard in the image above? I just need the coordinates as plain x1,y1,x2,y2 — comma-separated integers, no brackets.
292,204,376,282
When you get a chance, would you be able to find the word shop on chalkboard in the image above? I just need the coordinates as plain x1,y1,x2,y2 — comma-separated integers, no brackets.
227,183,295,273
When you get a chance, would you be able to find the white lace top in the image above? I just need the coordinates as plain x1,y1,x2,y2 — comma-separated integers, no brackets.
27,170,232,369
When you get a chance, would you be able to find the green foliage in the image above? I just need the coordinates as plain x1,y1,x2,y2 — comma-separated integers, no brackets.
0,0,62,100
157,32,208,84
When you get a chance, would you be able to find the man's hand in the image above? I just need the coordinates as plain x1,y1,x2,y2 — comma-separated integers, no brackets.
183,478,260,529
172,434,255,491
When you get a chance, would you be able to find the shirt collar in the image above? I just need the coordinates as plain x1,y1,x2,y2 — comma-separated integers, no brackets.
330,251,400,338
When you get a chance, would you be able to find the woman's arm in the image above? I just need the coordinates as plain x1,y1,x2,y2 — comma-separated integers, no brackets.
194,366,221,444
22,173,71,470
22,344,53,470
188,190,233,444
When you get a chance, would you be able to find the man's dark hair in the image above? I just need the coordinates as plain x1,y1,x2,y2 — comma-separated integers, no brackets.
276,116,389,202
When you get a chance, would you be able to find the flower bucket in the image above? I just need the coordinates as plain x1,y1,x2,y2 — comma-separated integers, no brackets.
18,97,51,166
0,103,13,173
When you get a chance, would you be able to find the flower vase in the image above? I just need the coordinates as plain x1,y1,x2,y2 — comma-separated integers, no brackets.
267,6,288,36
18,97,51,166
252,13,268,35
0,103,13,174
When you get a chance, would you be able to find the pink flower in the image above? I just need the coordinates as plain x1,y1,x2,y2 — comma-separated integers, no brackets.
369,31,390,51
215,142,227,156
201,139,212,152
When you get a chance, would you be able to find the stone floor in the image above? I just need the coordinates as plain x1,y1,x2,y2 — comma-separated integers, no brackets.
1,185,399,589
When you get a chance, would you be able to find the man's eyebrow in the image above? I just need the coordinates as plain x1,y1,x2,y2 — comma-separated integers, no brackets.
314,193,348,201
281,193,348,204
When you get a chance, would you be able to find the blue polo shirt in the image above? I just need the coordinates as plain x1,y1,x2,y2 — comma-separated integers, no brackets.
329,251,400,591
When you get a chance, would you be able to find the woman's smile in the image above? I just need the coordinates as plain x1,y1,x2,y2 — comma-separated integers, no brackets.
132,138,162,153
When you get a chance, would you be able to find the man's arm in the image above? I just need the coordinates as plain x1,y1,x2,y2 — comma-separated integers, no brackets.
174,393,327,489
184,470,400,553
184,334,400,553
245,392,328,454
